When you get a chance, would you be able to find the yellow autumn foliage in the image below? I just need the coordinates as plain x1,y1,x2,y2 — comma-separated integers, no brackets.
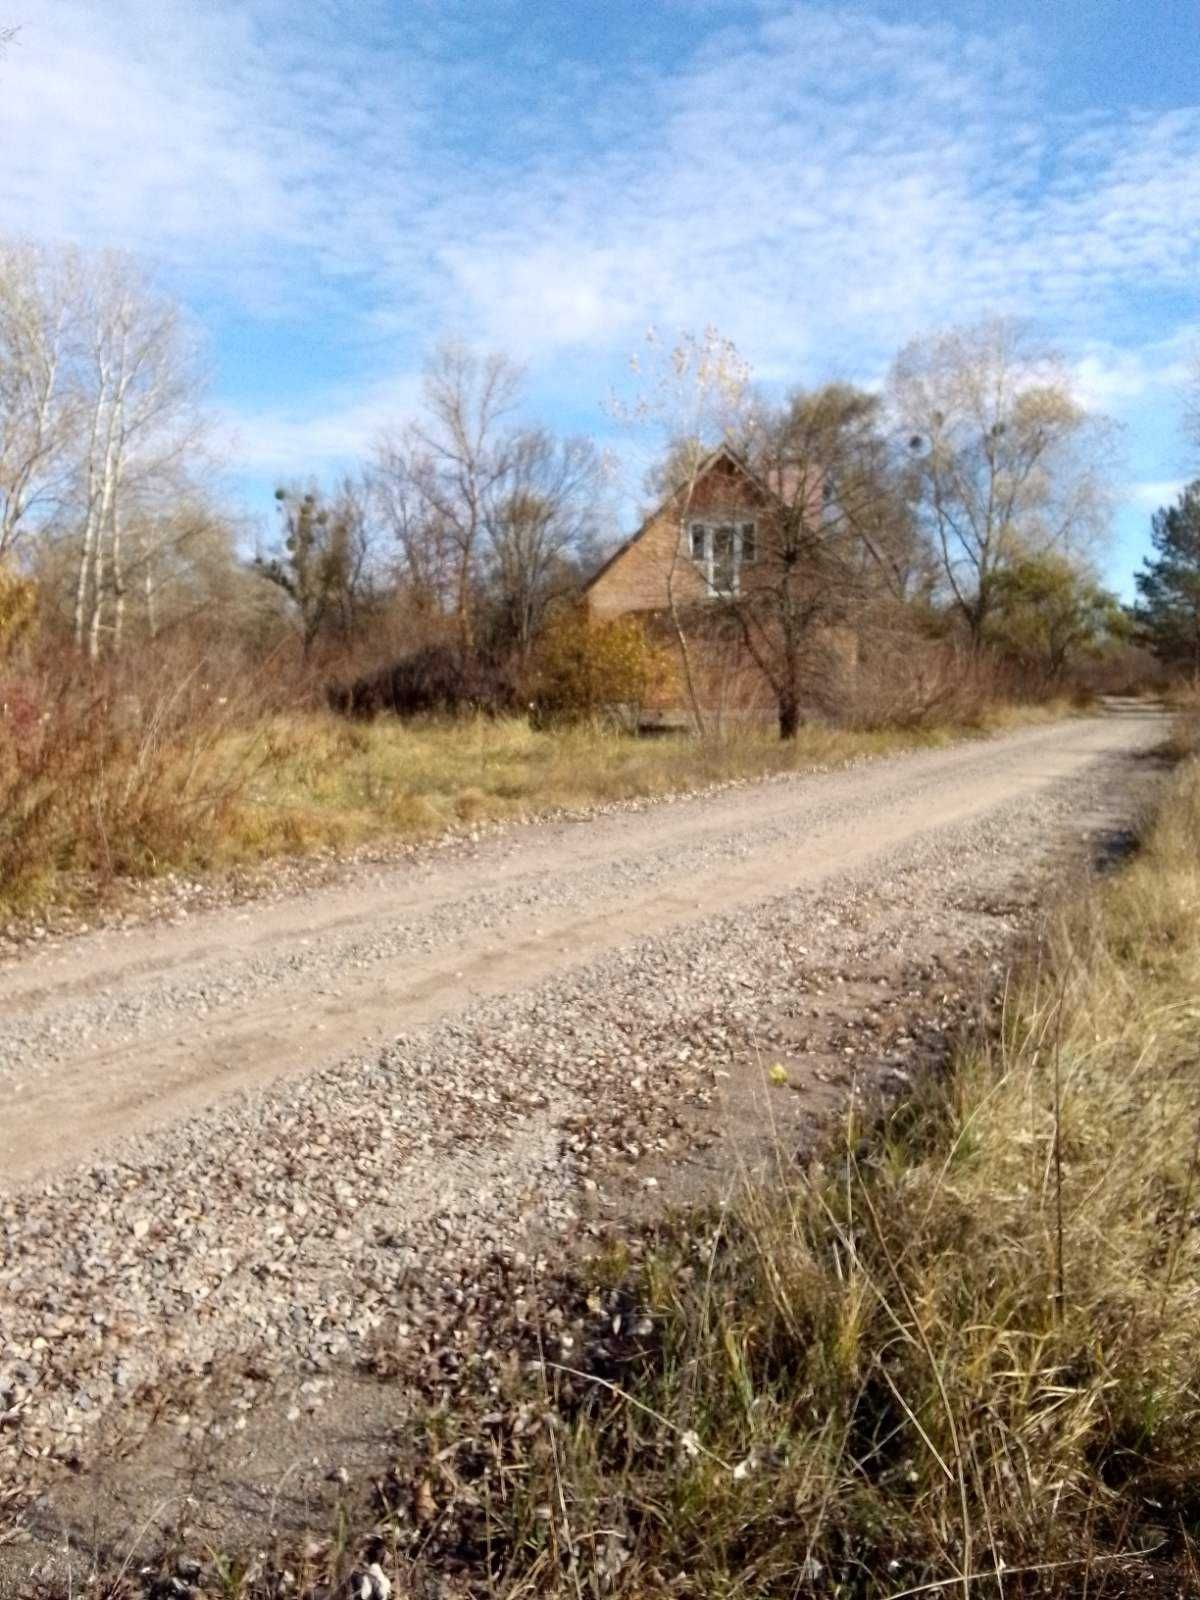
0,564,36,657
533,607,676,723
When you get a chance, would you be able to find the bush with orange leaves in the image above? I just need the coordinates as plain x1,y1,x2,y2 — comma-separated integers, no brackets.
532,607,676,726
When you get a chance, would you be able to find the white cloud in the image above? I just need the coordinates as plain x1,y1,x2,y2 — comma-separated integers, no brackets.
1129,479,1187,510
0,0,435,311
4,0,1199,481
435,11,1198,373
219,373,423,478
1071,338,1196,410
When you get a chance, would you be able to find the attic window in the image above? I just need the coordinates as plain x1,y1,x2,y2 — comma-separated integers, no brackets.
688,520,757,596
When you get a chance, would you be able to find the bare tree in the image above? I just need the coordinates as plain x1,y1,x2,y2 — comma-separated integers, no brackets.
483,429,606,662
371,445,458,620
815,388,933,606
704,386,917,739
891,318,1114,650
375,342,522,651
373,342,605,662
122,493,240,643
255,479,376,659
66,256,205,659
0,240,77,560
0,240,220,651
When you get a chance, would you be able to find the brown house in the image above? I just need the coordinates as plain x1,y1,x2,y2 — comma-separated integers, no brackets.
583,445,855,725
584,445,778,621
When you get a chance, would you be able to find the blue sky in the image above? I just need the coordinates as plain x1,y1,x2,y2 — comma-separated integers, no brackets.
2,0,1198,593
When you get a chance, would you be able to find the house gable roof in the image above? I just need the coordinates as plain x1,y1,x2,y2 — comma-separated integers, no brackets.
582,442,768,596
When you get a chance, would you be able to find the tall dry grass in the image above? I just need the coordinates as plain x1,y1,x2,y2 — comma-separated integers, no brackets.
0,645,1073,918
0,643,285,912
225,710,1019,843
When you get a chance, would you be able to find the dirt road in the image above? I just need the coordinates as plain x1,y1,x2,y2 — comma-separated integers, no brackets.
0,707,1161,1188
0,703,1168,1571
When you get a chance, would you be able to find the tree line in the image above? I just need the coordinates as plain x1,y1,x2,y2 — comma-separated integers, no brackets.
2,235,1195,731
0,241,227,657
256,344,611,668
0,240,615,671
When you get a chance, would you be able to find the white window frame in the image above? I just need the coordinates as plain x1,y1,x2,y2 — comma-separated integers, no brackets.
687,520,756,597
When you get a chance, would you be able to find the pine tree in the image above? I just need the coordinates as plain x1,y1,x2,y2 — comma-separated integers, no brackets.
1134,481,1200,676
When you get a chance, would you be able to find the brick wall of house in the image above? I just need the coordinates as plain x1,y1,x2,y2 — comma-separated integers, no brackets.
583,450,859,721
585,454,763,620
586,505,700,618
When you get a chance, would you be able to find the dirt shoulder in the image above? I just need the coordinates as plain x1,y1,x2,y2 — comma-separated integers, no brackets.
0,705,1166,1590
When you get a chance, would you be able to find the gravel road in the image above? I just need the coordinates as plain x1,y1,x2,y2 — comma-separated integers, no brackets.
0,705,1165,1571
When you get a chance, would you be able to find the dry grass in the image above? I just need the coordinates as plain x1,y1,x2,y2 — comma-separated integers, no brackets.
1157,689,1200,761
0,654,269,913
224,704,1056,847
0,690,1074,918
1158,681,1200,712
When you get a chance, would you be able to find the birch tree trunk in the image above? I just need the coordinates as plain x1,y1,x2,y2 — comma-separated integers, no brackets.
110,465,127,654
85,350,127,661
141,527,158,640
87,520,106,662
0,244,73,562
73,369,109,650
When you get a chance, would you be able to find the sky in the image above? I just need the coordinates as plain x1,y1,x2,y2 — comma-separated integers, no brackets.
1,0,1198,594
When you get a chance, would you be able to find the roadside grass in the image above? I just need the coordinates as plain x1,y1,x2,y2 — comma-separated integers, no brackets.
223,704,1057,845
1158,692,1200,760
0,698,1075,919
1159,681,1200,712
76,720,1200,1600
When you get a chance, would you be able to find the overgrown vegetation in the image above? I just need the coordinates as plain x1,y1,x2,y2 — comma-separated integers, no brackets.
531,608,677,725
0,234,1171,913
0,239,1146,735
0,636,1064,917
0,645,274,912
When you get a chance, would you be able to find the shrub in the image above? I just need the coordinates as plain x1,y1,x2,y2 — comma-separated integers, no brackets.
532,608,675,725
847,639,1038,730
0,646,266,910
0,563,36,657
331,643,521,720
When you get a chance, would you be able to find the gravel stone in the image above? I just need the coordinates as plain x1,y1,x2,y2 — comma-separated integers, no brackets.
0,715,1161,1532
